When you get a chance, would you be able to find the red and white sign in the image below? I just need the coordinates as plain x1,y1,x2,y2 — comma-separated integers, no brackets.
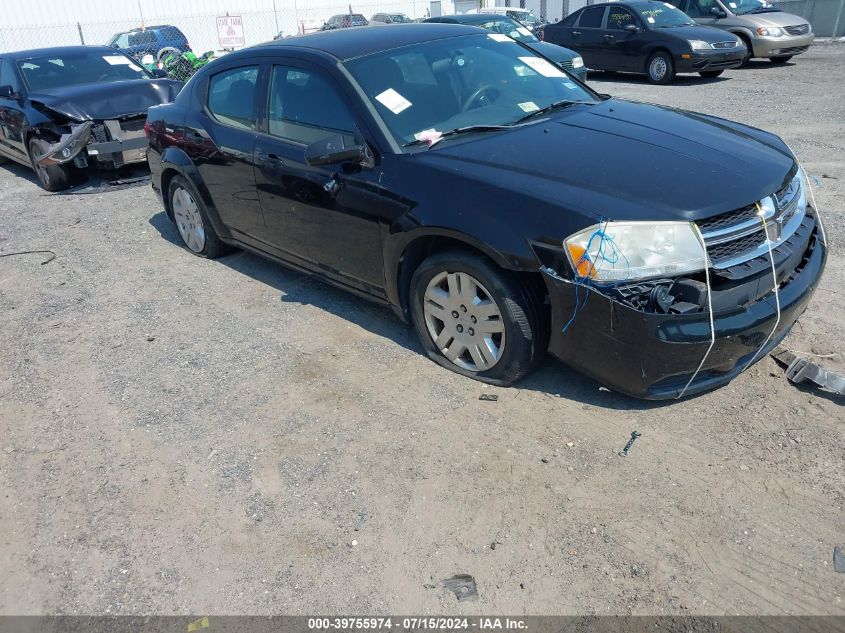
217,15,245,48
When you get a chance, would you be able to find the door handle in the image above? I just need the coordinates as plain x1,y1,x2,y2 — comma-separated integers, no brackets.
572,30,581,36
258,151,283,166
603,33,615,40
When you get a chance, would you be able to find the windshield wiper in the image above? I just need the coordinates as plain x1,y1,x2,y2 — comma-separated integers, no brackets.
401,124,511,148
511,99,585,125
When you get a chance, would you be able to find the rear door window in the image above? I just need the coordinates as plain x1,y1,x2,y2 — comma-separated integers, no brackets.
578,6,606,27
207,66,259,130
128,30,157,46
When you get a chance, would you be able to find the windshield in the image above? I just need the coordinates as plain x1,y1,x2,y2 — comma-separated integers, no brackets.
726,0,779,14
636,4,696,27
344,33,597,147
390,14,413,22
478,18,539,43
17,51,151,91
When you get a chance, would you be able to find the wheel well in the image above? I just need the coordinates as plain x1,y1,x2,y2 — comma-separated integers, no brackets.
160,167,180,219
395,235,547,322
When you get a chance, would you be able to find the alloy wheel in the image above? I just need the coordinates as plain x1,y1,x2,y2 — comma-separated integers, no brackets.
422,271,505,372
172,186,206,253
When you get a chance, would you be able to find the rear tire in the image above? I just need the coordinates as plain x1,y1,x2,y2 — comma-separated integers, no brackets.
409,251,548,386
699,70,724,78
770,55,792,64
646,51,675,85
167,175,228,259
28,137,73,192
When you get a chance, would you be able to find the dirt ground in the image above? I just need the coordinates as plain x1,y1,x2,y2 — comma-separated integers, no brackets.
1,43,843,617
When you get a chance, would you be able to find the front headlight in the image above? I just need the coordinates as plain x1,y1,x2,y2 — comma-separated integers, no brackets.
571,55,584,69
688,39,713,51
564,221,708,283
756,27,784,36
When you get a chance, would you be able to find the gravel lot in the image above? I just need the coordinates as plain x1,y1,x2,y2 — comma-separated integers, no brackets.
1,42,843,616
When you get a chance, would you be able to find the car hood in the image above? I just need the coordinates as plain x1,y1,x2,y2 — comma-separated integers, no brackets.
661,24,740,43
730,10,808,27
28,79,184,121
413,99,794,221
526,41,578,63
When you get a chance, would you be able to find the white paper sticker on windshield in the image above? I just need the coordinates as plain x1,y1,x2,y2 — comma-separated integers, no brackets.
127,63,142,71
518,101,540,112
729,2,737,6
518,56,566,78
487,33,513,42
103,55,134,65
647,16,656,23
375,88,412,114
663,2,674,7
517,26,533,36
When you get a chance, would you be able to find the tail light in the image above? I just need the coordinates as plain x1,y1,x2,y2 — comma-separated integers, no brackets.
143,121,151,138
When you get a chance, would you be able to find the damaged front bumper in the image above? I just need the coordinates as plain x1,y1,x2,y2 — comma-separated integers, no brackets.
542,213,827,400
36,117,148,169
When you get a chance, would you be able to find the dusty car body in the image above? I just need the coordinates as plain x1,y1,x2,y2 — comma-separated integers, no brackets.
145,25,826,399
0,45,182,190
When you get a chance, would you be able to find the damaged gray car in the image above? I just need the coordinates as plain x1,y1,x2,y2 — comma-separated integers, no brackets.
0,46,182,191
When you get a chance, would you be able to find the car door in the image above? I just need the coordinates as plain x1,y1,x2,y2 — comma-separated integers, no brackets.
184,63,266,240
0,59,29,163
253,61,386,293
569,6,608,68
600,6,646,70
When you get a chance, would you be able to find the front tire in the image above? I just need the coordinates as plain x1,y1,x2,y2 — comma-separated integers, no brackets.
646,51,675,85
737,35,753,66
409,251,548,386
770,55,792,64
699,70,724,78
28,137,73,192
167,175,227,258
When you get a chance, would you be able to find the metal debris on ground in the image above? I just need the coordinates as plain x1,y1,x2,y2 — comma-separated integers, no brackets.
439,574,478,601
479,394,498,401
770,346,845,396
57,174,151,196
0,250,57,265
835,545,845,573
618,431,641,457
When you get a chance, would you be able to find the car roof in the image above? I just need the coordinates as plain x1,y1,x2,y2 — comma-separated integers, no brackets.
578,0,670,9
3,45,127,60
242,23,483,61
428,13,514,24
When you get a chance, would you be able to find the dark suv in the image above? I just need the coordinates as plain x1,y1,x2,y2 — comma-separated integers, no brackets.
108,25,191,59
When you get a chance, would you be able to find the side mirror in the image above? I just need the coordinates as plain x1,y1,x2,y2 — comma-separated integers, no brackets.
710,6,727,16
623,23,640,33
305,135,369,167
0,84,14,99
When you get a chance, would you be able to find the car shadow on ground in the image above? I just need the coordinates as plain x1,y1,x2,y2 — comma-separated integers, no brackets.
1,161,41,187
149,209,677,411
587,70,731,87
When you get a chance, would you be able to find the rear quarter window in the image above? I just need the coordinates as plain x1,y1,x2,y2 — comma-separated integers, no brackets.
160,27,186,41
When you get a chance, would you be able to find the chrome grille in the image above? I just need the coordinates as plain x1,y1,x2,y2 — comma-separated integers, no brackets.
560,60,574,70
784,24,810,35
696,174,806,269
712,40,738,49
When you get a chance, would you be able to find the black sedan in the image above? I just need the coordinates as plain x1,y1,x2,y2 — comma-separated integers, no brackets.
0,46,182,191
423,14,588,82
544,0,746,83
145,24,826,399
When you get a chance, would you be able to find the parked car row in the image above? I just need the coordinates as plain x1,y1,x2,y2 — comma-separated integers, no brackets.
0,24,827,400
